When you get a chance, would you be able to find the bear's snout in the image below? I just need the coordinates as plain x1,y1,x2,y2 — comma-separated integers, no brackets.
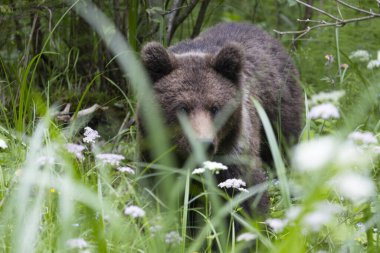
189,110,218,155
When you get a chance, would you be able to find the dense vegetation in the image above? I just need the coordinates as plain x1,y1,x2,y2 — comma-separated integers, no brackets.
0,0,380,252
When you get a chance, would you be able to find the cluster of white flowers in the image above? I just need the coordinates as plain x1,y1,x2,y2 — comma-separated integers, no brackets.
330,172,376,204
373,146,380,154
236,232,257,242
310,90,345,105
266,202,344,234
192,168,206,174
349,49,380,69
66,238,88,249
349,50,371,62
302,202,342,232
293,137,337,172
348,131,378,146
293,136,371,172
307,90,345,120
367,51,380,70
308,103,340,120
285,206,302,221
218,178,248,192
37,155,55,165
96,153,125,166
265,218,287,233
164,231,182,245
124,205,145,218
149,225,163,234
116,166,135,174
66,143,86,160
0,139,7,149
368,60,380,69
192,161,228,175
83,126,100,144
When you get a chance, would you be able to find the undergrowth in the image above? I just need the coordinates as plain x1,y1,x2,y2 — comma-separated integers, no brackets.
0,1,380,253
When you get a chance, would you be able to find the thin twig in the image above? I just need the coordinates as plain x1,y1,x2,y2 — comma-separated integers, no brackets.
335,0,380,16
297,18,327,24
275,0,380,40
295,0,341,21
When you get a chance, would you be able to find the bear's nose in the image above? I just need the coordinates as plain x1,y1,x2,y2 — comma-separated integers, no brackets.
200,139,215,156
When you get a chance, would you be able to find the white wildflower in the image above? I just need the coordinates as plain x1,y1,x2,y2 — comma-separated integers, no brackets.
66,238,88,249
310,90,345,105
349,131,377,145
367,51,380,69
308,103,340,120
293,137,337,172
335,141,369,169
116,166,135,174
373,146,380,154
83,126,100,144
37,156,55,165
192,168,206,175
236,232,257,242
66,143,86,160
165,231,182,244
265,218,287,233
349,50,370,62
286,206,302,221
150,225,162,234
218,178,247,191
192,161,227,175
303,211,332,232
202,161,228,174
124,205,145,218
0,139,8,149
367,60,380,69
96,153,125,166
330,172,376,204
302,202,342,232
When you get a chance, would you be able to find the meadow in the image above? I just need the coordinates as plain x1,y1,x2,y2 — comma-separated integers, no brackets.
0,0,380,252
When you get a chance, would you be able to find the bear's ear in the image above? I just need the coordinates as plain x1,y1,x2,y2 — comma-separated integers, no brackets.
212,43,243,83
141,42,176,82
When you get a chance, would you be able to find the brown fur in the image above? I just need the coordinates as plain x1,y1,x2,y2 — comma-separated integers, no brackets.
139,23,303,213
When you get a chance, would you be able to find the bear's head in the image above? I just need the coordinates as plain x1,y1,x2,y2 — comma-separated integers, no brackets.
140,42,244,162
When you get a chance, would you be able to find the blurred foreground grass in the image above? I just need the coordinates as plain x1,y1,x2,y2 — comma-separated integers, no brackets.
0,1,380,253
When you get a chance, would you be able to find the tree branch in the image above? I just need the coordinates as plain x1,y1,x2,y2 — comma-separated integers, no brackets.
191,0,211,38
167,0,200,45
336,0,380,16
274,0,380,40
295,0,341,21
166,0,184,44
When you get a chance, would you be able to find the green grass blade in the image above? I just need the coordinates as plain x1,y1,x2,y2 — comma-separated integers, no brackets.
181,169,190,253
252,98,291,208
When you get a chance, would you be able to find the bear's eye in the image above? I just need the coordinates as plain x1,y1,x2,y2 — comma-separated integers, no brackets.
178,105,190,114
210,106,219,116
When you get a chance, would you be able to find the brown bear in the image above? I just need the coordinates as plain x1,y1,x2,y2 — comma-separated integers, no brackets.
139,22,302,213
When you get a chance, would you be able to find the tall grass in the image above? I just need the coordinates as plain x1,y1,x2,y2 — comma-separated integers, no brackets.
0,0,379,253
